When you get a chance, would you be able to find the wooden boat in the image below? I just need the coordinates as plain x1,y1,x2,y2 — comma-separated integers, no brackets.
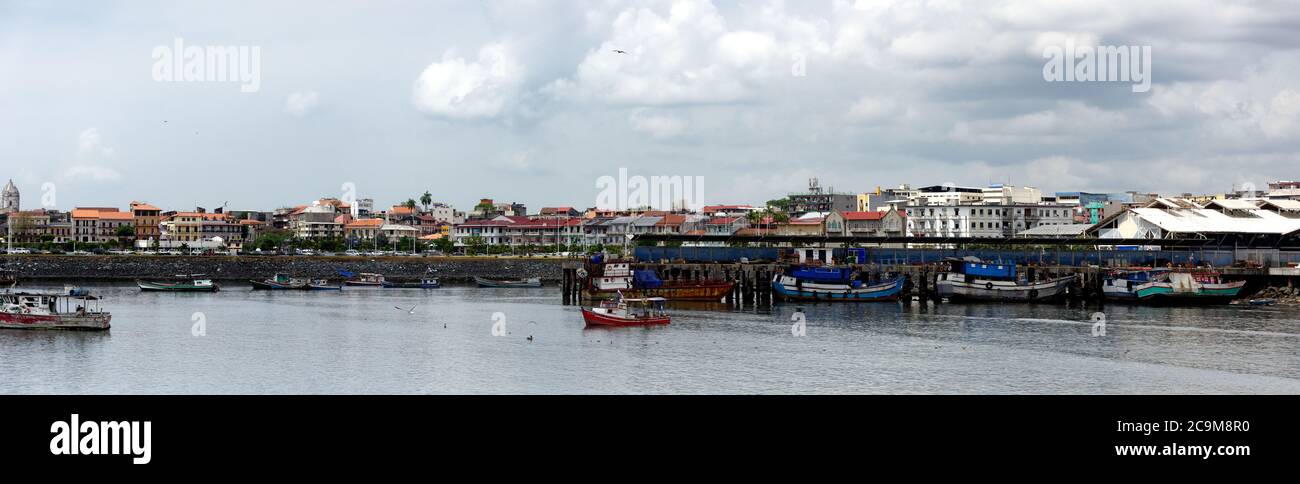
581,297,670,327
1,290,111,330
344,273,390,287
936,260,1075,302
771,273,906,302
582,260,734,301
250,273,309,290
475,276,542,288
136,274,219,292
1104,269,1245,304
386,278,440,289
306,278,342,290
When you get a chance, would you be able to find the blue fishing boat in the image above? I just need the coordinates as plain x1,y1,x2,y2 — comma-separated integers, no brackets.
771,269,905,302
936,259,1074,302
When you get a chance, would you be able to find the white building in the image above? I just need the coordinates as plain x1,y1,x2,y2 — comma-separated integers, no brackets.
905,204,1075,237
981,185,1042,205
1088,198,1300,239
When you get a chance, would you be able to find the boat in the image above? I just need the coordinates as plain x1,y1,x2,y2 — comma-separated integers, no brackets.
475,276,542,288
386,278,440,289
136,274,220,292
1,289,111,330
582,258,735,301
771,270,906,302
344,273,390,287
250,273,309,290
581,296,671,327
1103,269,1245,304
306,278,342,290
936,259,1075,302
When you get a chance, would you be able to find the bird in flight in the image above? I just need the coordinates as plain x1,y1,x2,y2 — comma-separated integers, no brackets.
612,49,628,54
394,305,418,314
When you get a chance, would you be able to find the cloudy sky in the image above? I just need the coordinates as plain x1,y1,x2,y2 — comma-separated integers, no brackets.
2,0,1298,213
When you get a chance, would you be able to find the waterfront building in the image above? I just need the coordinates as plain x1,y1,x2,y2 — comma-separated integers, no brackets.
539,207,580,217
981,185,1042,205
453,216,583,247
904,203,1074,238
130,202,162,245
857,185,917,212
344,218,384,241
1087,198,1300,241
909,185,985,206
786,178,857,217
71,207,125,243
160,211,241,247
1,179,17,214
824,209,907,237
289,200,347,239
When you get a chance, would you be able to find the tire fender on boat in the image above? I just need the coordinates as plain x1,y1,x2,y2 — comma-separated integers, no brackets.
1028,289,1039,299
985,282,994,290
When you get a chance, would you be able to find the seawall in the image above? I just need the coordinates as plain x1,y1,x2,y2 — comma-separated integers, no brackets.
1,255,570,283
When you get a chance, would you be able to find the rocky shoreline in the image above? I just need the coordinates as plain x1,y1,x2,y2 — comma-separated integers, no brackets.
1245,284,1300,305
1,255,570,283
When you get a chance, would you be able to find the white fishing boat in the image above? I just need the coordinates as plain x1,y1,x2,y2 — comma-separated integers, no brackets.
936,259,1074,302
0,290,111,330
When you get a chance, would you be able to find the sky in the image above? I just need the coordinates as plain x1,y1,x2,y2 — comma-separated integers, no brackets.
2,0,1299,213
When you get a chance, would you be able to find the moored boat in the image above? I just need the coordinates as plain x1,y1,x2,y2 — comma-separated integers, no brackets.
386,278,440,289
1103,269,1245,304
475,276,542,288
936,259,1075,302
1,290,111,330
136,274,220,292
581,297,671,327
250,273,309,290
582,259,734,301
306,278,342,290
344,273,390,288
771,270,905,302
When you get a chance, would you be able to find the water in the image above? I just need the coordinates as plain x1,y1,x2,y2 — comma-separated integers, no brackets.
3,282,1299,394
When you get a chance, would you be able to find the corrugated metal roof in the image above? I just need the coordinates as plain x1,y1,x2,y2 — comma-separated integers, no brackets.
1129,207,1300,234
1016,224,1092,236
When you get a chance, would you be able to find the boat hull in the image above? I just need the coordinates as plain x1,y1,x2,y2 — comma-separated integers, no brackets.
475,277,542,288
581,308,670,327
0,312,111,330
772,275,905,302
136,280,220,292
1105,280,1245,305
937,276,1075,302
250,280,306,290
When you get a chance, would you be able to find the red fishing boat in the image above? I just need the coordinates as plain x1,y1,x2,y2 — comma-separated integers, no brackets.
581,297,671,327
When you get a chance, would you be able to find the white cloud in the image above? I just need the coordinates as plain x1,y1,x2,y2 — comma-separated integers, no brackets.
845,95,902,124
76,128,114,160
284,91,321,117
412,42,523,119
64,165,122,182
64,128,122,182
628,109,687,139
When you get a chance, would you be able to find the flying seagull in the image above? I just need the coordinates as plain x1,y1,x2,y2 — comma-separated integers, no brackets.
612,49,628,54
394,305,418,314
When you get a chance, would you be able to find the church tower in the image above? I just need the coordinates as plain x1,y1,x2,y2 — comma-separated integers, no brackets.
0,179,18,214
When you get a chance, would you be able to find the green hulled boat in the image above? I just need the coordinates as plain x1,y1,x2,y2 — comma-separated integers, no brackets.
137,274,220,292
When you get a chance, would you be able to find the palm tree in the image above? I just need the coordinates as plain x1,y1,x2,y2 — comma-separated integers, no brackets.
404,199,417,210
420,192,432,212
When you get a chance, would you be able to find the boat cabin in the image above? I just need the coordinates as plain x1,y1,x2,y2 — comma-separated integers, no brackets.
1,292,105,316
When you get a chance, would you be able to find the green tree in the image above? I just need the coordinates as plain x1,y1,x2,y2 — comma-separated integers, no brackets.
420,192,432,212
432,237,454,254
404,199,417,210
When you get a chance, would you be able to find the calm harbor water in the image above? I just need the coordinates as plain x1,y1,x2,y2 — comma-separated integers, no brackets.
3,282,1299,394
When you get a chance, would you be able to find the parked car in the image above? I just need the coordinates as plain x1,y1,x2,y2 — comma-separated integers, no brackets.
9,248,31,254
344,250,361,257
